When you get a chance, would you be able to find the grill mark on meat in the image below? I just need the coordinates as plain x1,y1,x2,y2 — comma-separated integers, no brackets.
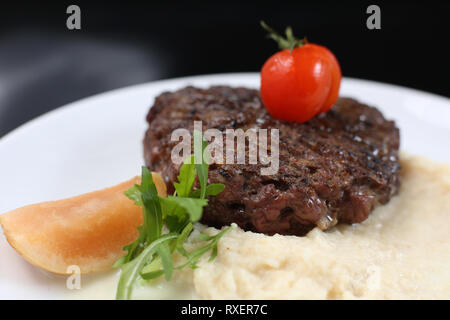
144,86,401,236
261,179,290,191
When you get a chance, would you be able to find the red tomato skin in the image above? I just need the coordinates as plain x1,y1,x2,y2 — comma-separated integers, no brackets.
314,44,342,113
260,43,341,122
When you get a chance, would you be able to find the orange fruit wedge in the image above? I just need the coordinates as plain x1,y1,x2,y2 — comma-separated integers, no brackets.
0,173,167,275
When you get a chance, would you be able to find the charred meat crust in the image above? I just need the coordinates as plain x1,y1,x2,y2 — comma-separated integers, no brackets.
144,86,401,236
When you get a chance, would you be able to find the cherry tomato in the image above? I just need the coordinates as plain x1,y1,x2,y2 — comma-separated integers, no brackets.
261,40,341,123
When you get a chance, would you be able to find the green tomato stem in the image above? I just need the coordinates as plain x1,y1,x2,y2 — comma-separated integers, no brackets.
260,20,307,52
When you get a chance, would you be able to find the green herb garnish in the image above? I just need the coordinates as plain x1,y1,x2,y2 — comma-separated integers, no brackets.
114,131,232,300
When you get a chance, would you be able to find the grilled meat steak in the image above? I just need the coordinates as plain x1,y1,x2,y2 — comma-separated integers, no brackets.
144,86,401,236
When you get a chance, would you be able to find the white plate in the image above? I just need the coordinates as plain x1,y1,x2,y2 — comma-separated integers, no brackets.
0,73,449,299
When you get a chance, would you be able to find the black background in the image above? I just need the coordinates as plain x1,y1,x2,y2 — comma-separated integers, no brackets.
0,299,445,315
0,0,448,137
0,300,442,316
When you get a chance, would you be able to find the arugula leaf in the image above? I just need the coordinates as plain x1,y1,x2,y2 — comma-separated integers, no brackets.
173,155,196,198
116,232,178,300
176,226,233,269
140,257,163,280
176,223,194,249
140,269,165,281
193,130,209,199
115,131,228,299
156,242,173,280
190,184,225,198
115,167,161,268
141,225,233,279
162,196,208,222
140,223,193,279
112,255,127,269
159,196,190,233
123,184,142,206
140,167,163,242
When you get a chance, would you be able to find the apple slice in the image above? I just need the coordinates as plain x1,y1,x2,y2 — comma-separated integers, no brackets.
0,173,167,275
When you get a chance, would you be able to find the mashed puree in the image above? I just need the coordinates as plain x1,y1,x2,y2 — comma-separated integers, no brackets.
79,154,450,299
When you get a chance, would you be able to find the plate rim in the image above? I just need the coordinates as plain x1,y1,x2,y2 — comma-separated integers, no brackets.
1,72,449,148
